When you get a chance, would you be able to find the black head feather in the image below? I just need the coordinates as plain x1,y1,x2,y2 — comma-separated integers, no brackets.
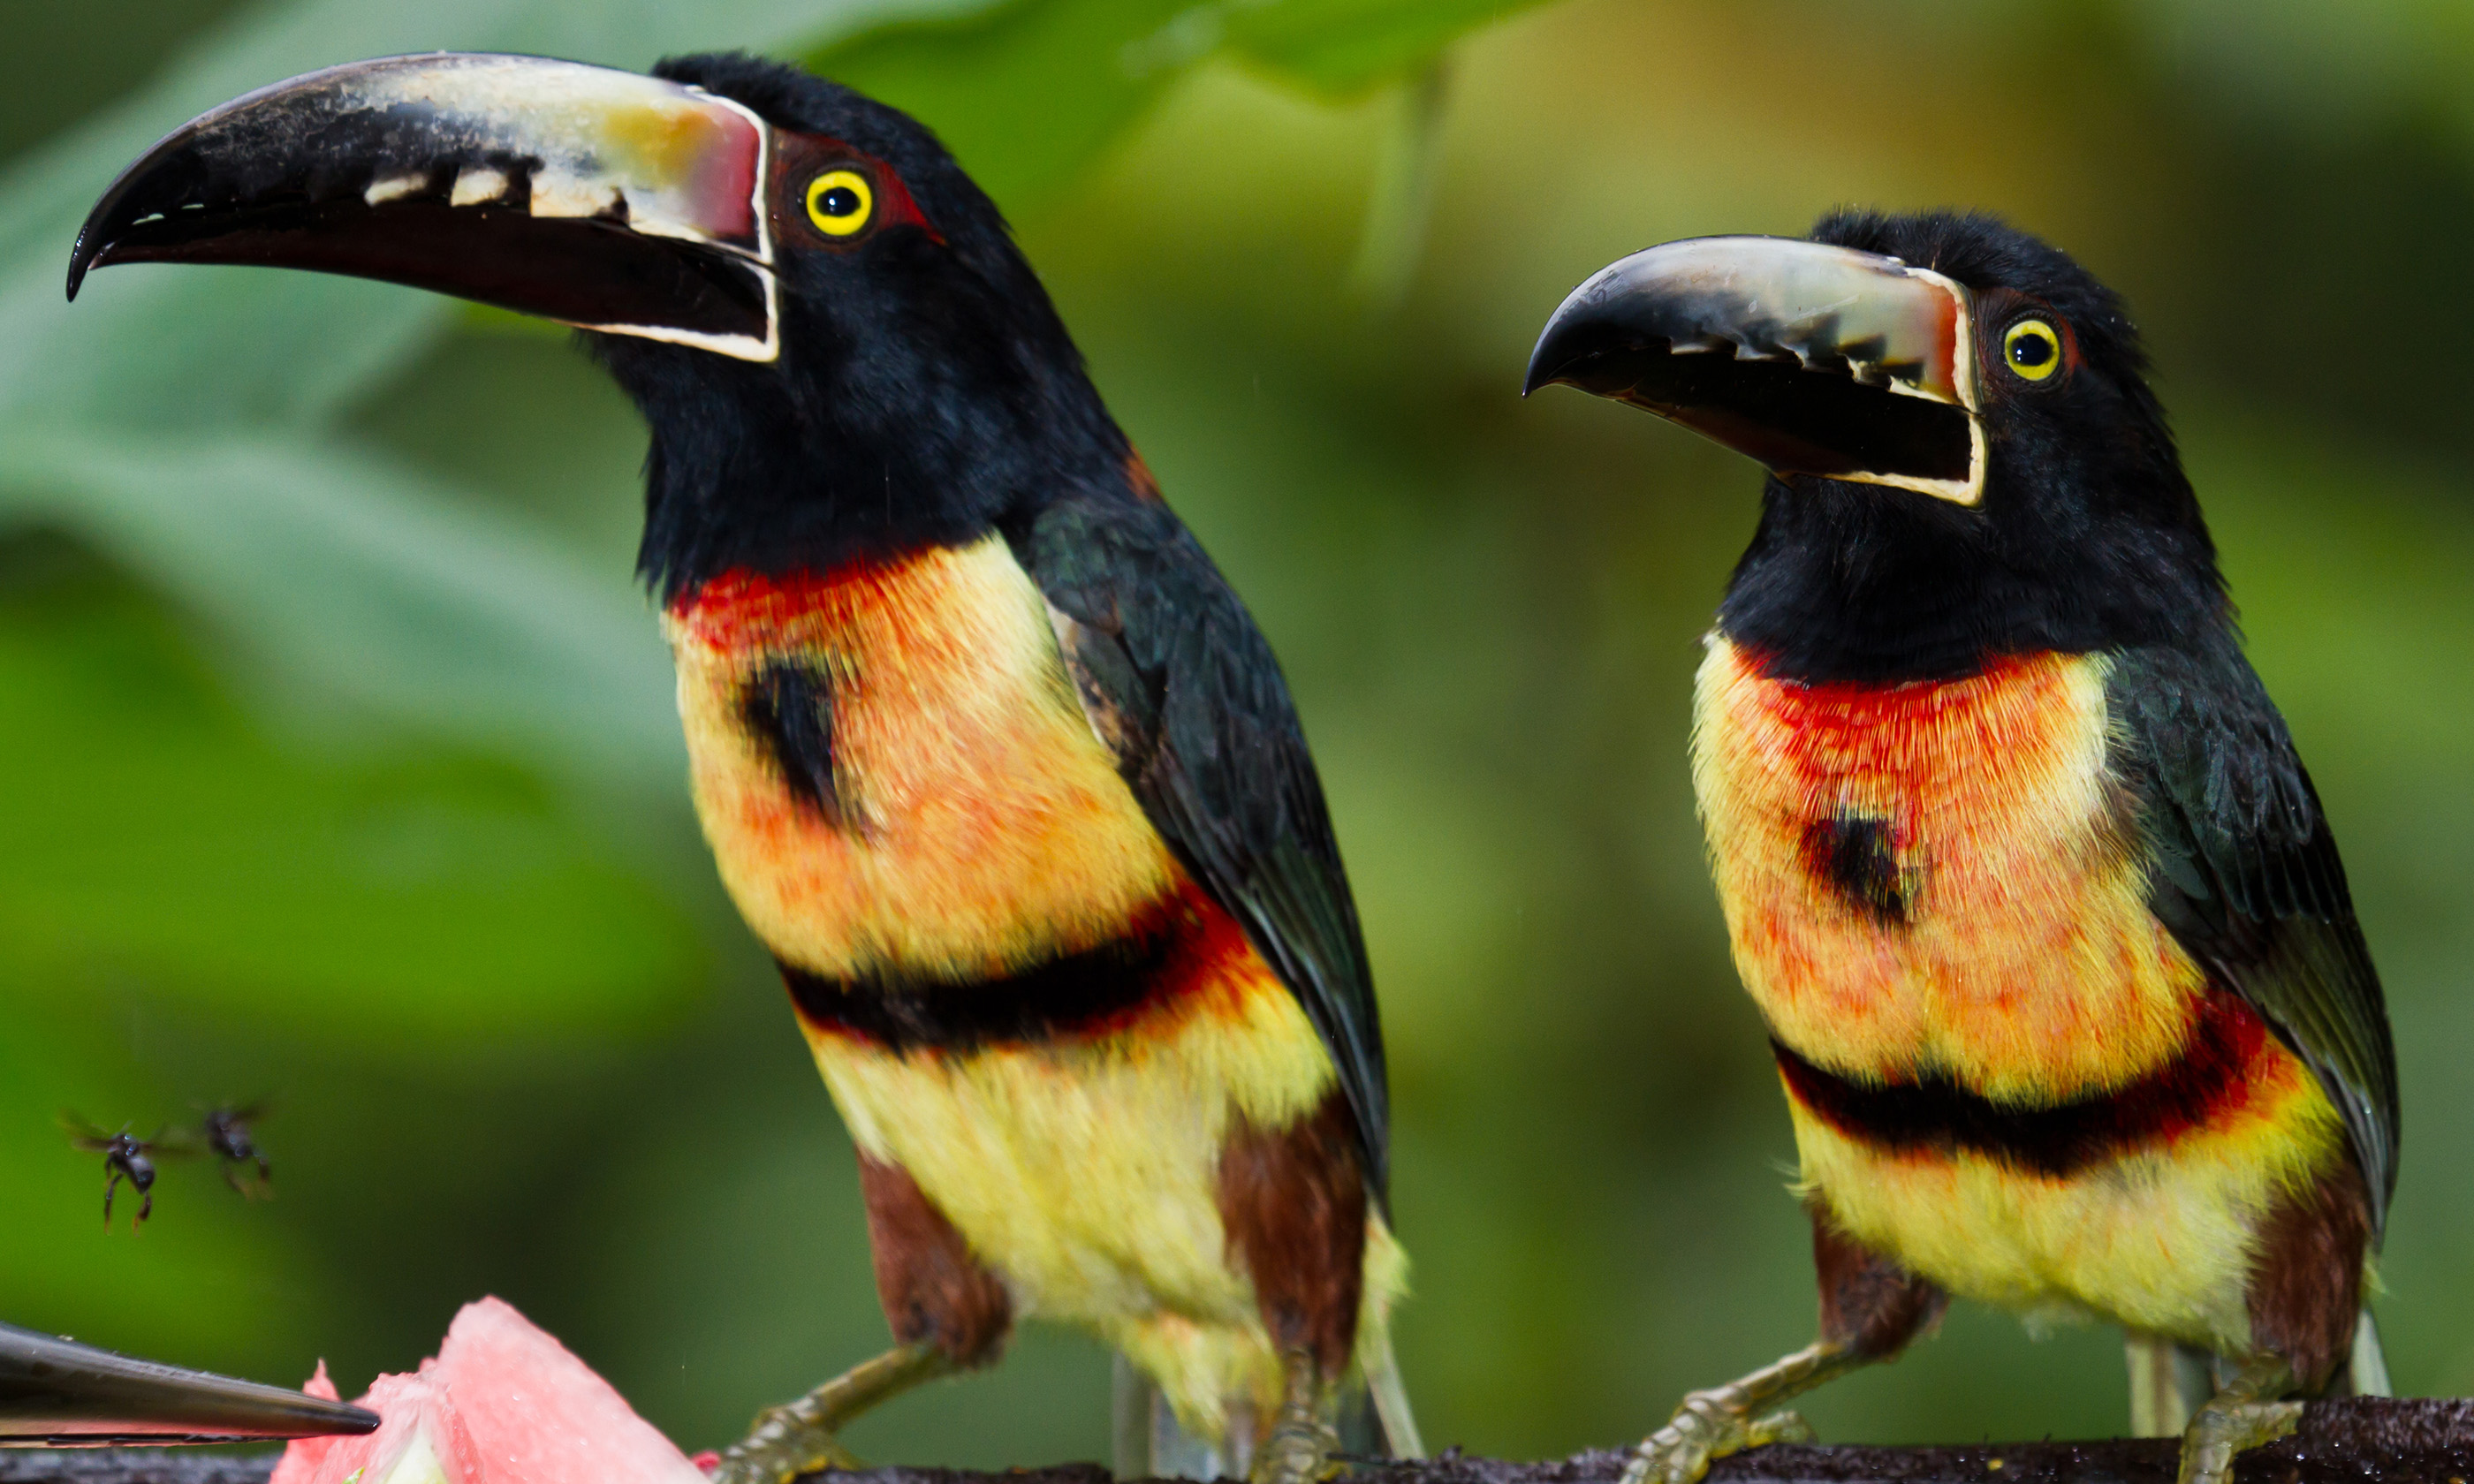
1719,209,2228,682
596,54,1128,604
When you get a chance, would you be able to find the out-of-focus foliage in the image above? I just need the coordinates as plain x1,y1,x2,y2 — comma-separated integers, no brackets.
4,0,2474,1470
816,0,1520,202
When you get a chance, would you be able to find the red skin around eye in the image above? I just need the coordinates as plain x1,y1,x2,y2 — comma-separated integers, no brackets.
867,166,937,241
775,132,944,245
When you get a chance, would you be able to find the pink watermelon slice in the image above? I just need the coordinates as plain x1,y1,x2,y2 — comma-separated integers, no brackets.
269,1298,709,1484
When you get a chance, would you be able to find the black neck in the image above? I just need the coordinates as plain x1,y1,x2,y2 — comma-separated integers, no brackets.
596,292,1130,606
1716,473,2229,685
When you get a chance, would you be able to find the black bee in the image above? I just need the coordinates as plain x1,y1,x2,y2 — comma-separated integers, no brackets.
197,1102,273,1197
60,1115,186,1230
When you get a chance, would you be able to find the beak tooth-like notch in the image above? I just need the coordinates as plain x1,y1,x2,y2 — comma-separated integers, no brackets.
1525,236,1985,504
68,53,779,361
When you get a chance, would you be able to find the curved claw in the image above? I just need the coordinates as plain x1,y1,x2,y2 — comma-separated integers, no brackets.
1749,1408,1815,1446
2176,1398,2302,1484
1251,1409,1344,1484
704,1344,951,1484
706,1413,865,1484
1621,1393,1815,1484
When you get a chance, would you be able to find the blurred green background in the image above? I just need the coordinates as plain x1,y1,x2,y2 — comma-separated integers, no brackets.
4,0,2472,1466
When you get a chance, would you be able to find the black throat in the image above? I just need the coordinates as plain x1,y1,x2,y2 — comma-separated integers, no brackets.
1715,467,2230,685
596,308,1130,607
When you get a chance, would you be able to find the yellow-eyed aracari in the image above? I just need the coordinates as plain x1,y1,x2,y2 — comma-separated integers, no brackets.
1525,214,2397,1484
68,51,1419,1484
0,1321,377,1446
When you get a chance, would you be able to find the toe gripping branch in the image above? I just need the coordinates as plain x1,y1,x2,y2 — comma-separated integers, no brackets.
705,1343,955,1484
1253,1344,1348,1484
2177,1354,2303,1484
1620,1341,1853,1484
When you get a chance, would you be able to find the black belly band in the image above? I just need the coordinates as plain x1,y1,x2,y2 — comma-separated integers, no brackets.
1772,988,2268,1177
781,898,1206,1054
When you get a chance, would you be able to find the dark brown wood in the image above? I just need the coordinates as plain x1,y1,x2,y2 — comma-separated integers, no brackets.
0,1455,280,1483
10,1397,2474,1484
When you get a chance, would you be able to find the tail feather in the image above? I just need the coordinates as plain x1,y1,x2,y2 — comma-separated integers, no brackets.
2124,1331,2213,1437
2125,1308,2390,1442
1362,1326,1424,1460
1110,1336,1423,1480
2349,1309,2392,1398
1111,1356,1250,1481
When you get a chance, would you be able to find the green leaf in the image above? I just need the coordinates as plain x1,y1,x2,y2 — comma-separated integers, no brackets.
0,421,681,787
0,561,702,1042
814,0,1201,207
1224,0,1532,92
816,0,1546,207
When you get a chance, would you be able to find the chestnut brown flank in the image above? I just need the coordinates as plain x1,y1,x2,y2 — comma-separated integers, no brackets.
1215,1090,1367,1376
2246,1153,2372,1390
1810,1205,1947,1358
858,1154,1013,1365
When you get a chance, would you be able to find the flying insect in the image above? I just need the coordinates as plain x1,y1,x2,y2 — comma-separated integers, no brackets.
60,1116,185,1230
198,1102,274,1197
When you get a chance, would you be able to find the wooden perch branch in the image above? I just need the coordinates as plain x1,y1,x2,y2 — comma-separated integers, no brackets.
4,1399,2470,1484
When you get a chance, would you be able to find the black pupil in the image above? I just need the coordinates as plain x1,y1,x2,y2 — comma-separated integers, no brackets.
821,186,861,217
2011,330,2054,367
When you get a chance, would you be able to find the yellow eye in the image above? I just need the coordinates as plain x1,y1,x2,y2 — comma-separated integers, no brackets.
805,170,874,238
2002,319,2062,382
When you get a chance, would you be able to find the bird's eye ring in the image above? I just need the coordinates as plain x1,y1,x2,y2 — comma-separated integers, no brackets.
2002,319,2062,382
805,170,875,238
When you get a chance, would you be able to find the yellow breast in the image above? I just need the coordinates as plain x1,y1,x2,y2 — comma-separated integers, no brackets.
664,535,1180,979
1690,637,2205,1101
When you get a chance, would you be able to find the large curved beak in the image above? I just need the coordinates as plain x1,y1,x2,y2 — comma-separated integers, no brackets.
1525,236,1984,504
0,1321,378,1446
68,53,778,361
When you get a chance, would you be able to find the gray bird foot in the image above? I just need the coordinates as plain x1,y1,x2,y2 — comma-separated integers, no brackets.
1620,1395,1814,1484
705,1342,950,1484
705,1421,864,1484
1249,1404,1343,1484
2176,1397,2302,1484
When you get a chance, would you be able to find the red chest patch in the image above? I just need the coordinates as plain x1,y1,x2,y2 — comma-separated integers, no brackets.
1691,639,2215,1102
661,537,1184,982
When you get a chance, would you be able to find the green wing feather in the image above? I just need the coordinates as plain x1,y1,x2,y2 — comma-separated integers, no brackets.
2109,637,2398,1238
1013,493,1392,1205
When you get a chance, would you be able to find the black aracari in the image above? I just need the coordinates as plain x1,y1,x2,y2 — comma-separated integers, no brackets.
1527,214,2396,1484
71,51,1419,1484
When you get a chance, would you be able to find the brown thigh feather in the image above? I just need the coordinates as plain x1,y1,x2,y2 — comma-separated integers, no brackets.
1810,1204,1947,1359
2246,1151,2372,1391
859,1153,1013,1366
1216,1089,1368,1376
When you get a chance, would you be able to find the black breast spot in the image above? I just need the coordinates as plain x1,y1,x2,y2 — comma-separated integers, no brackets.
740,658,850,828
1804,812,1910,924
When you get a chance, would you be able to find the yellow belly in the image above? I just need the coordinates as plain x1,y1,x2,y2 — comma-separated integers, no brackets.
664,536,1405,1435
1790,1079,2330,1349
1692,636,2341,1339
810,965,1404,1436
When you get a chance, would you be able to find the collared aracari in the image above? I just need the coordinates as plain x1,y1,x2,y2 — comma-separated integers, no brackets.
1525,214,2397,1484
0,1321,378,1445
69,51,1418,1484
